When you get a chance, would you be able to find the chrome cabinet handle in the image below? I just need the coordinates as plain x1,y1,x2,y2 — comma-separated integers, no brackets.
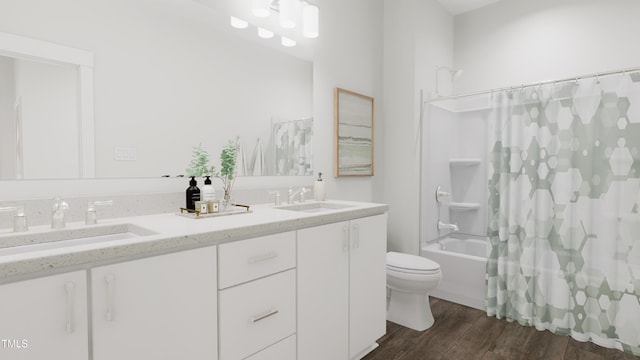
248,252,278,264
65,282,75,333
342,225,349,253
352,223,360,249
250,309,279,323
105,274,115,321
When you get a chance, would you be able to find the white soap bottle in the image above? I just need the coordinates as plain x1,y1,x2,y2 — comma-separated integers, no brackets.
313,172,326,201
201,176,216,202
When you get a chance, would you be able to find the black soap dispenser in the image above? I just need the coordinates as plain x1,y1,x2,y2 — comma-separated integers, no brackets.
186,176,201,210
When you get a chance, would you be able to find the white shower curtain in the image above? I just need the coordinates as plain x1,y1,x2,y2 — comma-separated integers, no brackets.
486,72,640,355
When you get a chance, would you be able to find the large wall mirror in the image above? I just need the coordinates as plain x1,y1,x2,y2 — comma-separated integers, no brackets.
0,0,313,181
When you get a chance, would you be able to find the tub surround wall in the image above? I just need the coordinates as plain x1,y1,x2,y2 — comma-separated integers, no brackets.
421,97,489,245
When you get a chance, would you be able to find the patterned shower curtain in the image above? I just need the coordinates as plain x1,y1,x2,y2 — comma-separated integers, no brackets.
486,72,640,355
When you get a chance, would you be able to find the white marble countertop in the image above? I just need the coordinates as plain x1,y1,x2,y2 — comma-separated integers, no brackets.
0,200,388,283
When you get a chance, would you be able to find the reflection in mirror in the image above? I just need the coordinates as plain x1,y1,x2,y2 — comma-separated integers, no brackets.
0,55,78,180
0,31,94,180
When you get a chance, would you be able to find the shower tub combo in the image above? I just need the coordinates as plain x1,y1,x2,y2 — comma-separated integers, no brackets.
422,236,487,310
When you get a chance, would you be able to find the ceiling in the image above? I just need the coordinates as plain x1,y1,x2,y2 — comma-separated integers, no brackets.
437,0,504,15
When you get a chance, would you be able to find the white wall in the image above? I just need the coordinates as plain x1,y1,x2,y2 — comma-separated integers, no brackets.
454,0,640,94
313,0,384,203
384,0,454,254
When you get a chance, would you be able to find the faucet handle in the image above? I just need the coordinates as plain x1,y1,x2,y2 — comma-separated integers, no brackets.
268,191,281,206
86,200,113,225
51,197,69,229
299,187,309,203
0,206,28,232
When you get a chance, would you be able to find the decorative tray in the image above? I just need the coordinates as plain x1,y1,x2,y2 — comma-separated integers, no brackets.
176,204,252,219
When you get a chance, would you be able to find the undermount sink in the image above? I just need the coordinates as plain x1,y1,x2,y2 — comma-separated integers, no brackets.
0,224,155,256
275,201,355,213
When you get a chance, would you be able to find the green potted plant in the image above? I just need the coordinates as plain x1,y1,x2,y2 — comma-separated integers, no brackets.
217,139,237,210
185,144,216,178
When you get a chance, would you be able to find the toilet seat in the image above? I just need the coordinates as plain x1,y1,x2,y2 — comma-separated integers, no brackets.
386,252,440,275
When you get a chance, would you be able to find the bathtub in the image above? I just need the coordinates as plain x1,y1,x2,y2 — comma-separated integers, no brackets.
421,237,487,311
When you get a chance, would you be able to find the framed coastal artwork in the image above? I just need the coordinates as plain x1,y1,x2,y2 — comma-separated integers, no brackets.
334,88,374,176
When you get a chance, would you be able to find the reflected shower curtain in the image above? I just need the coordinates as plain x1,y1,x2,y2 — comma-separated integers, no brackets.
486,72,640,355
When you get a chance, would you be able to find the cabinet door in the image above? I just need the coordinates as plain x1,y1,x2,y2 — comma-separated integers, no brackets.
91,246,217,360
349,214,387,359
0,271,88,360
297,221,349,360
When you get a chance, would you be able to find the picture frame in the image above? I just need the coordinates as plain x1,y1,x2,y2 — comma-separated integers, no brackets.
334,88,374,177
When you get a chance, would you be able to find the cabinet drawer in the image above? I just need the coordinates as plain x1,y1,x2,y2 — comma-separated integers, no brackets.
245,335,296,360
219,269,296,360
218,231,296,289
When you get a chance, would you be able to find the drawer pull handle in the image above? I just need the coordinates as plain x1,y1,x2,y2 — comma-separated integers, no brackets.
342,226,348,253
352,223,360,249
65,282,75,333
105,274,115,321
248,252,278,264
251,309,279,323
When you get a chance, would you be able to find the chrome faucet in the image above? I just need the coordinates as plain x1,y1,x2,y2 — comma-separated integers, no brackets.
85,200,113,225
52,197,69,229
288,187,310,204
437,220,459,232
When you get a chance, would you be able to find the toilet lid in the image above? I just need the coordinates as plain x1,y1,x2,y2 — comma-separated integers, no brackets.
387,252,440,272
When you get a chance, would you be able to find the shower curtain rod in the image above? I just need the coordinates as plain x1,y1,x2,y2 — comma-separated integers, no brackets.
424,65,640,104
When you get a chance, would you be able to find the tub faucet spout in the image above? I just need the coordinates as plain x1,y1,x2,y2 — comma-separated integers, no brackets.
437,220,459,232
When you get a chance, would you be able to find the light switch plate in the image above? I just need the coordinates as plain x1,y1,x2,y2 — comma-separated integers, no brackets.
114,146,137,161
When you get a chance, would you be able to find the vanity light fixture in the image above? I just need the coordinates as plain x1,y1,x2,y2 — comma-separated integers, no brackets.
230,16,249,29
252,0,271,17
302,3,319,39
281,36,296,47
231,0,319,46
258,27,274,39
278,0,297,29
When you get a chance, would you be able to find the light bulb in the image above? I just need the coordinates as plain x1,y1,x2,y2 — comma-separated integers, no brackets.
279,0,297,29
252,0,270,18
230,16,248,29
258,27,274,39
303,4,319,38
281,36,296,47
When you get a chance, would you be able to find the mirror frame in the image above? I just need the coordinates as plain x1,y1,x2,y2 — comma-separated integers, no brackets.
0,31,95,178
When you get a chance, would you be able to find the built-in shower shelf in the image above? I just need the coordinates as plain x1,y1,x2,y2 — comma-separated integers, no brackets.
449,158,482,167
449,202,481,211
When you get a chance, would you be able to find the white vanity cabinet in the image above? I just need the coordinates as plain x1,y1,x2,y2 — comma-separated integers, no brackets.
90,246,218,360
0,270,88,360
297,214,387,360
218,232,297,360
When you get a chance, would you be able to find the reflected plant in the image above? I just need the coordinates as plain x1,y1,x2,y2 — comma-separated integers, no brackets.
186,144,216,177
217,139,238,208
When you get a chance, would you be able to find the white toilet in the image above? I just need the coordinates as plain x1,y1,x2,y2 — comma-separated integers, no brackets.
386,251,442,331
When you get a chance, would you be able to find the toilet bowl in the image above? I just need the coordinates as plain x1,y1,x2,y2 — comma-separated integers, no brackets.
386,251,442,331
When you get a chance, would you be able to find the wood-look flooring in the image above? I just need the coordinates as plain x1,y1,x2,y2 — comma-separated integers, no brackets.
362,297,640,360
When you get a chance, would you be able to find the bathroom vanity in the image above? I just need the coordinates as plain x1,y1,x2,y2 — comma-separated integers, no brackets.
0,200,387,360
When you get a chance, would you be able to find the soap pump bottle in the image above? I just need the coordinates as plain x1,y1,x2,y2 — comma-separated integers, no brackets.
186,176,201,210
313,172,326,201
201,176,216,201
